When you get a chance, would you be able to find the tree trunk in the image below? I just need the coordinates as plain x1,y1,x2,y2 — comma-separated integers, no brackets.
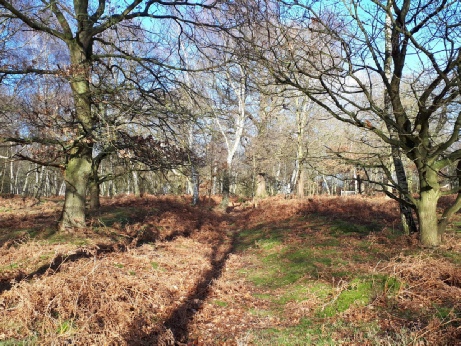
211,164,217,196
21,169,31,196
417,188,441,246
291,97,309,197
59,151,92,231
256,173,267,198
191,165,199,205
437,161,461,236
384,1,417,234
33,165,44,199
297,169,305,198
9,158,14,194
322,175,330,195
290,161,299,195
88,177,100,210
58,40,94,231
353,168,358,194
0,163,5,193
394,156,417,235
414,165,441,246
43,170,49,196
132,170,140,197
107,181,112,197
53,172,58,196
59,181,66,196
221,166,230,207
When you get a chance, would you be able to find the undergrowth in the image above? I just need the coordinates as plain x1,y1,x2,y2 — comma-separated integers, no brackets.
0,195,461,345
227,197,461,345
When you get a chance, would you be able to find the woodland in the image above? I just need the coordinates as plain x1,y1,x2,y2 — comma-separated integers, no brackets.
1,0,461,344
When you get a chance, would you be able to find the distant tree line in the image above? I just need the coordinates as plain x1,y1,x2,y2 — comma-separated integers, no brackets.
1,0,460,247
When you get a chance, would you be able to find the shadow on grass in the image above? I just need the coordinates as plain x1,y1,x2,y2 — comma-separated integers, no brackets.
123,229,238,344
0,195,217,247
164,230,237,343
299,196,401,231
121,199,398,344
0,243,127,295
234,212,398,283
0,196,226,297
225,201,461,345
0,211,60,247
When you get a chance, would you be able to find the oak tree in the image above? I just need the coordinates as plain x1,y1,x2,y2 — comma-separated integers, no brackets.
0,0,220,231
243,0,461,246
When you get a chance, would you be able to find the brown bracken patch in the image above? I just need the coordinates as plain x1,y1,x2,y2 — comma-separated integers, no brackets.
0,194,460,345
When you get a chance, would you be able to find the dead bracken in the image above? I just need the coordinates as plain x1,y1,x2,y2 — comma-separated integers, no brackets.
1,194,461,345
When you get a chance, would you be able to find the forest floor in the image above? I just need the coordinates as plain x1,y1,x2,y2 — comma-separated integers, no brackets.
1,194,461,345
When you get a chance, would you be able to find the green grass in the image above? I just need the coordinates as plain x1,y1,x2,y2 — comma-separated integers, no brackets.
0,227,88,246
250,318,333,345
212,300,228,307
434,305,456,320
234,213,405,344
96,207,148,228
249,318,383,345
316,278,373,318
315,238,342,247
1,262,19,271
235,226,285,252
46,233,90,245
249,248,313,288
250,319,394,345
329,220,380,236
275,284,311,305
438,249,461,265
246,243,353,289
56,319,76,335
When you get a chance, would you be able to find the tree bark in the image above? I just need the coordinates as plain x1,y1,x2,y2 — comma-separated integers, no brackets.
21,167,31,196
384,0,417,235
9,159,14,194
256,173,267,198
297,169,305,198
416,168,441,246
132,170,141,197
88,178,100,211
221,166,230,207
191,165,199,205
417,188,441,246
0,163,5,193
290,96,310,197
59,39,94,231
88,157,102,211
438,161,461,236
33,165,44,199
394,155,418,235
353,167,358,194
322,175,330,195
59,150,92,230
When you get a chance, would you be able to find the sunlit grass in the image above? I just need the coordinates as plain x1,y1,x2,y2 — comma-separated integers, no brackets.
235,211,405,344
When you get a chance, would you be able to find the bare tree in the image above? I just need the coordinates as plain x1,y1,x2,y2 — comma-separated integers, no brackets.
383,0,417,234
0,0,222,231
240,0,461,246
